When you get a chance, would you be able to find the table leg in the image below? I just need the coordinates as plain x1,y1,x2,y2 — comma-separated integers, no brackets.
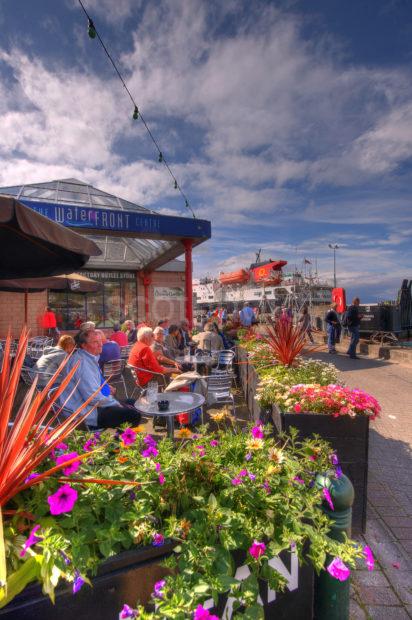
166,415,174,440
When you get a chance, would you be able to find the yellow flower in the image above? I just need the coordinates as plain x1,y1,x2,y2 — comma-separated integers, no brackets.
246,438,264,451
177,428,193,439
209,407,234,423
267,464,281,475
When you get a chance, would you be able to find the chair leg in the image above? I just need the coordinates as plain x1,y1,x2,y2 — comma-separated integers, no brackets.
122,377,128,399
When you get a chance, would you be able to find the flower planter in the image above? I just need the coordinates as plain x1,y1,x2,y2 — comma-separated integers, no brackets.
278,411,369,535
0,544,314,620
0,542,175,620
236,345,249,398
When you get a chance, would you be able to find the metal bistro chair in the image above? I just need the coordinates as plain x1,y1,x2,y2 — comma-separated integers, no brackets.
127,364,167,401
211,349,237,387
21,367,57,392
206,373,235,415
120,344,133,359
27,337,53,360
102,359,128,399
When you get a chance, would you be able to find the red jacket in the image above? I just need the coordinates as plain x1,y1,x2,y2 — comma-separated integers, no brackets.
110,331,128,347
41,311,57,329
128,341,166,386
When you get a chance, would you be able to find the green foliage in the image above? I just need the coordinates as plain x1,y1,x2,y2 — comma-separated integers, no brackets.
3,426,363,617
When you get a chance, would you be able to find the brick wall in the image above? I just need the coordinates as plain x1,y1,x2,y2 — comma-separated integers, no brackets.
0,291,48,338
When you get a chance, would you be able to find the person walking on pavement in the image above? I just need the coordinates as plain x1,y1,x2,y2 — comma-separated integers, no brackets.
346,297,363,359
298,306,314,343
239,302,255,327
325,302,340,353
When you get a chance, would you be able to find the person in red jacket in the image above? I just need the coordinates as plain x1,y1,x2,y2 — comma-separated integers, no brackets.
128,326,179,387
109,323,128,347
41,306,58,339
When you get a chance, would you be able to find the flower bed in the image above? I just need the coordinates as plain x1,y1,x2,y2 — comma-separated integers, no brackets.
1,425,369,618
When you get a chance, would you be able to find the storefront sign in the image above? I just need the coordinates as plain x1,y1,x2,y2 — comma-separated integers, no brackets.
81,270,136,281
21,200,211,240
154,287,184,300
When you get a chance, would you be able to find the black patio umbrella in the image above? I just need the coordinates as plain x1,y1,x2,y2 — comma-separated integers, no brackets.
0,195,101,278
0,273,101,323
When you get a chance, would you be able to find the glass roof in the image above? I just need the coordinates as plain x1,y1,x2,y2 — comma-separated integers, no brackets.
0,178,180,271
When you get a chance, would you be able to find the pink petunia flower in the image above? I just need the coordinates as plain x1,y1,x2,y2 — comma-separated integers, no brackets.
121,428,137,446
142,446,159,458
364,546,374,571
158,473,165,485
210,440,219,447
120,604,138,619
56,452,81,476
155,462,161,472
153,579,166,598
249,540,266,559
251,425,264,439
47,484,78,515
20,525,42,557
193,604,219,620
327,557,350,581
231,477,242,486
293,403,302,413
152,533,165,547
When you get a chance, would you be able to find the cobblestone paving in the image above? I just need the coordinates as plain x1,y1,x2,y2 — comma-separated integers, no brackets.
310,345,412,619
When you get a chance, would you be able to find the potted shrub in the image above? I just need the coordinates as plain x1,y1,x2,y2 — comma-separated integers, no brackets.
0,423,371,619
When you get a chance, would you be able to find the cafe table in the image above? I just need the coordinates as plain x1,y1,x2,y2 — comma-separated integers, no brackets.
134,391,205,439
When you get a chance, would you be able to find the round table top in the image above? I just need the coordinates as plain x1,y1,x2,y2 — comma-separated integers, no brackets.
134,391,205,416
176,354,214,365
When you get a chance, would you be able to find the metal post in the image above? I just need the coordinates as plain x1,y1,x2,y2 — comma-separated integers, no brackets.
138,272,151,323
333,248,336,289
314,473,354,620
183,239,193,328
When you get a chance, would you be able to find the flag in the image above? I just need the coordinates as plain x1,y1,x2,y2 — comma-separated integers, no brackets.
304,258,311,264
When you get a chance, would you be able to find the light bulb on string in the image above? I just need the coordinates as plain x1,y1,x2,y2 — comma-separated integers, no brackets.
158,152,163,163
133,106,139,120
174,180,178,190
87,18,96,39
185,199,189,209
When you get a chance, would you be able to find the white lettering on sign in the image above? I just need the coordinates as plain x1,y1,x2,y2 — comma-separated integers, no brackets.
154,287,184,300
202,550,299,618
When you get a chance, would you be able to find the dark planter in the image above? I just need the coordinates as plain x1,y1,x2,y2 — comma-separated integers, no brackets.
236,346,249,398
277,412,369,536
207,547,313,619
0,544,314,619
0,542,175,620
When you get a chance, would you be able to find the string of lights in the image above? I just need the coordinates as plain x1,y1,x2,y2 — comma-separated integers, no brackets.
77,0,196,218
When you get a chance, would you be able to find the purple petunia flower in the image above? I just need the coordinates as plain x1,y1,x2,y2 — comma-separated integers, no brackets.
152,533,165,547
330,453,339,466
251,425,264,439
24,472,39,484
129,491,136,501
231,477,242,486
47,484,78,515
158,473,165,485
239,469,248,477
120,603,138,619
55,442,68,452
153,579,166,598
155,462,161,472
56,452,81,476
142,446,159,458
193,604,219,620
335,465,343,479
121,428,137,446
210,440,219,447
249,540,266,559
248,472,256,481
327,557,350,581
293,476,305,485
60,550,71,566
364,546,375,571
20,525,42,557
73,570,85,594
83,438,96,452
245,452,252,461
323,487,334,511
262,480,271,494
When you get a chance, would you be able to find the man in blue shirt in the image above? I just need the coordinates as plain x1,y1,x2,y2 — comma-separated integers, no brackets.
96,329,121,370
59,330,140,428
239,302,255,327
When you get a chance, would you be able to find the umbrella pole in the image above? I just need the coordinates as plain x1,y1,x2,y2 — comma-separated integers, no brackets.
24,290,28,326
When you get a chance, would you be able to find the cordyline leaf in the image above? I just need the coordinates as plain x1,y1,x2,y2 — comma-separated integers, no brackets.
262,318,318,366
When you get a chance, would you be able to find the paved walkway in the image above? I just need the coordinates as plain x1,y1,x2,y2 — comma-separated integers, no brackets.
310,348,412,619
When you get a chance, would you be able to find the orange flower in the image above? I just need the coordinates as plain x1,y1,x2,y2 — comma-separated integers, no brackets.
132,425,145,433
177,428,192,439
117,456,128,463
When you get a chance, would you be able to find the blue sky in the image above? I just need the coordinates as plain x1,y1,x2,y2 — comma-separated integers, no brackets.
0,0,411,301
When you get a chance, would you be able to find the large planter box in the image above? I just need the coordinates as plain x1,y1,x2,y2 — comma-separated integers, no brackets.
0,542,175,620
275,410,369,536
0,545,314,619
236,345,249,398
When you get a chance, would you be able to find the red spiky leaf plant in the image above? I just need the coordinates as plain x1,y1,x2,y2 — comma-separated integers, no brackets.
262,317,315,366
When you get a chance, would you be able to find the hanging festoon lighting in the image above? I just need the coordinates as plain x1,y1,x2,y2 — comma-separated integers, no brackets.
87,18,96,39
158,152,163,163
133,106,139,120
174,180,178,190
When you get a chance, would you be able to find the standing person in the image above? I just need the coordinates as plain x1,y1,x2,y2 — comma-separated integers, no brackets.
346,297,363,359
298,306,314,343
239,302,255,328
325,303,340,354
41,306,57,339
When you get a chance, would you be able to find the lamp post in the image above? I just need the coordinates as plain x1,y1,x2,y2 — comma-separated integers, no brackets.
328,244,340,288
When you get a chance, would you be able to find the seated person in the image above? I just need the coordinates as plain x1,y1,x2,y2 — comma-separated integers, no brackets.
34,335,76,387
151,327,182,371
157,318,170,336
164,324,182,357
128,326,179,387
124,320,137,344
178,319,195,350
110,323,128,347
58,330,140,429
192,323,224,352
211,321,234,350
96,329,121,370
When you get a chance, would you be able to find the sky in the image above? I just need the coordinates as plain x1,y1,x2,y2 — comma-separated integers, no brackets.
0,0,411,301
